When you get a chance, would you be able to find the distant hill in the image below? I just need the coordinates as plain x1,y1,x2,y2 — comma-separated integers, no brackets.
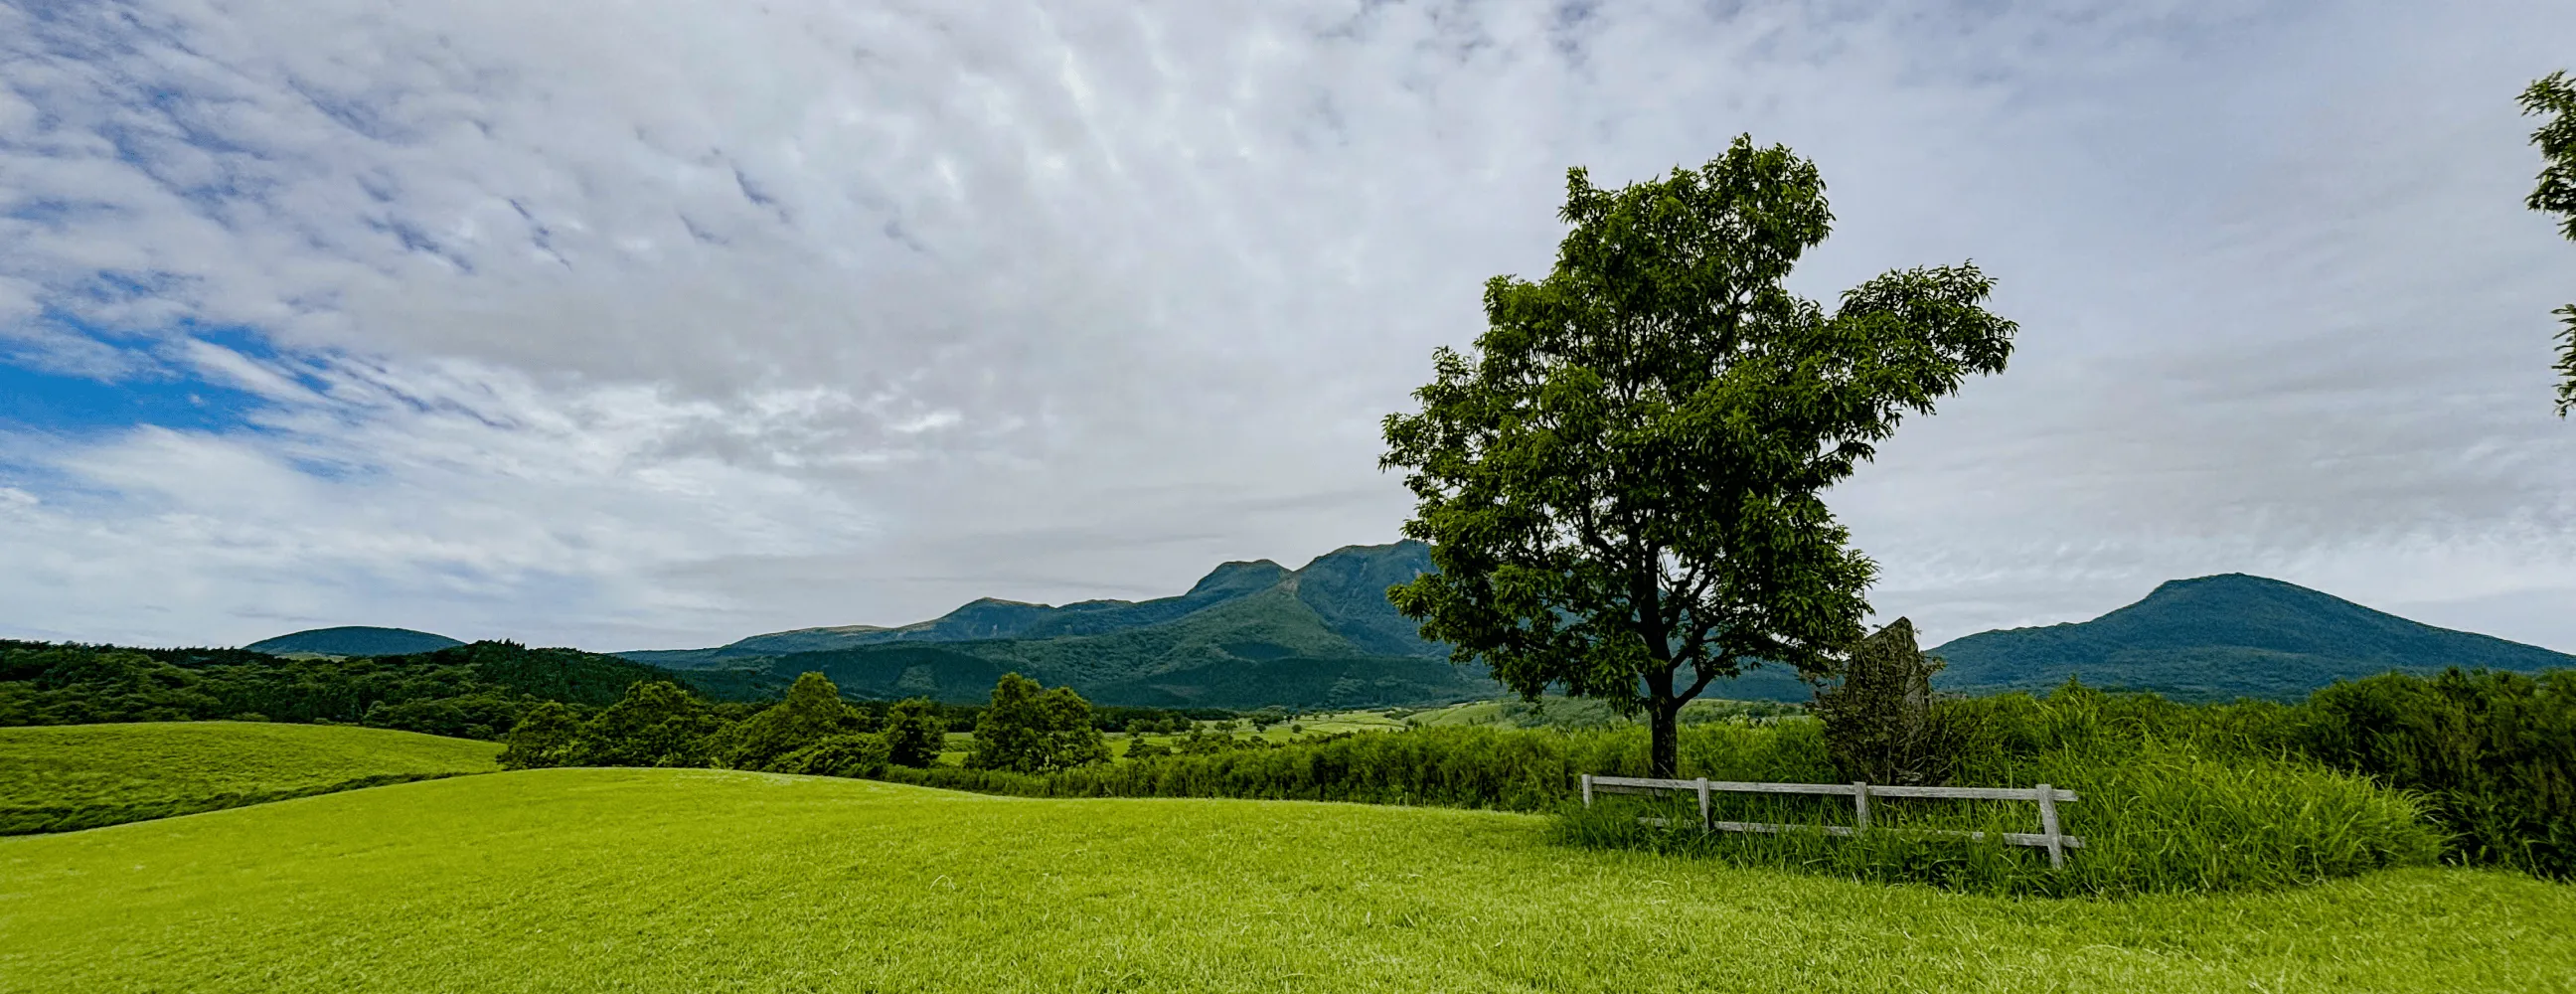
1928,574,2576,701
244,627,465,657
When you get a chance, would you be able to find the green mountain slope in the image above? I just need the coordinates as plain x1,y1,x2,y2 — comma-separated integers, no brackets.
624,540,1839,708
244,626,465,657
1928,574,2576,700
752,581,1500,709
630,560,1299,667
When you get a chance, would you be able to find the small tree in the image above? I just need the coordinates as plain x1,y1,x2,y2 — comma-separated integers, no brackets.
498,700,580,769
1812,618,1961,785
883,697,948,767
1382,136,2016,777
576,681,721,767
967,673,1109,773
2521,72,2576,415
724,671,870,771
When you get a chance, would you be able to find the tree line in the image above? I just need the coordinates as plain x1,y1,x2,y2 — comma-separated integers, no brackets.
496,670,1198,777
0,639,1238,744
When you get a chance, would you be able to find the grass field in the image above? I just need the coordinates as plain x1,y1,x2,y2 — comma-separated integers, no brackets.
2,768,2568,993
0,722,502,834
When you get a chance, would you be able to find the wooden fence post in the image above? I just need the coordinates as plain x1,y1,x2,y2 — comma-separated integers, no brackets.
2034,782,2064,869
1581,773,1593,807
1852,781,1870,833
1696,777,1711,830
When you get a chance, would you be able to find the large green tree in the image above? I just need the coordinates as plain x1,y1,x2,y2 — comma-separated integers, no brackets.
2522,71,2576,415
967,673,1109,774
1381,136,2017,777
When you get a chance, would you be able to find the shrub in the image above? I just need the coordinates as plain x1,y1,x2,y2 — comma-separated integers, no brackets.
1813,619,1961,785
882,698,947,768
774,734,891,778
2299,668,2576,878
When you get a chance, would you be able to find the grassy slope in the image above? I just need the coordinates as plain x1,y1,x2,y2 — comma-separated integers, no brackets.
0,722,501,834
2,769,2569,993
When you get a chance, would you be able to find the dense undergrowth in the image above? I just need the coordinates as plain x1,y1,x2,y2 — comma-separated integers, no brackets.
861,670,2569,892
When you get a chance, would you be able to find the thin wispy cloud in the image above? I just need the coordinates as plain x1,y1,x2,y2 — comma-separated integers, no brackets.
2,0,2570,651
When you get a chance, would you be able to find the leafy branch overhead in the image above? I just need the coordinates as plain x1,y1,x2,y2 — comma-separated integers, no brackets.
2522,71,2576,415
1380,135,2016,777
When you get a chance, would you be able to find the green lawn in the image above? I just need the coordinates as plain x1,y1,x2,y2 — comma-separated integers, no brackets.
2,768,2567,993
0,721,502,834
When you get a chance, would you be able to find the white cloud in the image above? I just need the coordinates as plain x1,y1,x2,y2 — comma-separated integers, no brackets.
2,0,2573,651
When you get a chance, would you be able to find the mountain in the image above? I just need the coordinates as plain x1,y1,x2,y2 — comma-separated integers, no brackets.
244,626,466,657
622,543,1504,709
623,559,1302,668
623,540,1836,708
1928,574,2576,701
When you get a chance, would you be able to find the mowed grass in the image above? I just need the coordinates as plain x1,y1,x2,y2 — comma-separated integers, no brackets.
3,769,2570,994
0,722,502,834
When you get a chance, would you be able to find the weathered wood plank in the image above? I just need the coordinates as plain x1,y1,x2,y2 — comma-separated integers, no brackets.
1586,775,2078,803
1651,818,2085,850
2035,780,2067,870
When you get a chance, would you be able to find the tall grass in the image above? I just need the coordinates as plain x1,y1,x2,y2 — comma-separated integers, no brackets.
875,720,1837,811
871,690,2448,896
1558,740,2441,897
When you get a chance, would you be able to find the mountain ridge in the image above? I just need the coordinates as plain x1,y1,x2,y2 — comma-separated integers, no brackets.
1928,573,2576,700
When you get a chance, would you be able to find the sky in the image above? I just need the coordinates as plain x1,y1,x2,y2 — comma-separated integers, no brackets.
2,0,2572,654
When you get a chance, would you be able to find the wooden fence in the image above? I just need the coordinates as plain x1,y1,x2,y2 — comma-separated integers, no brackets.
1580,774,2085,868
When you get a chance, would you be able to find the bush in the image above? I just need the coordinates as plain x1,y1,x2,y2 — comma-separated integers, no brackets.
882,698,946,768
2299,668,2576,878
774,734,892,778
1814,618,1962,785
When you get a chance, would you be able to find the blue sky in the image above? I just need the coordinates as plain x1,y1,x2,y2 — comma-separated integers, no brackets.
2,0,2572,653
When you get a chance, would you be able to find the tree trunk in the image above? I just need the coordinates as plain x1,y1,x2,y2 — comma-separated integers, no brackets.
1650,698,1681,779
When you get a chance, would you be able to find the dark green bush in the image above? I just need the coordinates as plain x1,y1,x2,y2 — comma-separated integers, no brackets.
2298,669,2575,879
774,733,891,778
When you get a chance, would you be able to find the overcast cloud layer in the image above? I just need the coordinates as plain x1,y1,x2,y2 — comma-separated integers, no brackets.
2,0,2571,653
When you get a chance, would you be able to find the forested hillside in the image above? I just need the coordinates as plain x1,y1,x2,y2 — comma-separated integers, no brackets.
0,639,780,739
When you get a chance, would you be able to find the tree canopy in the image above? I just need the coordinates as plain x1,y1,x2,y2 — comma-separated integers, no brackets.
2522,71,2576,415
1380,135,2016,776
966,673,1108,774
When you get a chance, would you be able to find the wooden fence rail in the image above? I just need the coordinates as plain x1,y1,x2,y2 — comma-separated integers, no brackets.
1579,774,2085,868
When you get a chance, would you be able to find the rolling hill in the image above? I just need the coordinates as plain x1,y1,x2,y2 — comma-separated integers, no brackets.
244,626,465,657
1928,574,2576,700
0,721,500,834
